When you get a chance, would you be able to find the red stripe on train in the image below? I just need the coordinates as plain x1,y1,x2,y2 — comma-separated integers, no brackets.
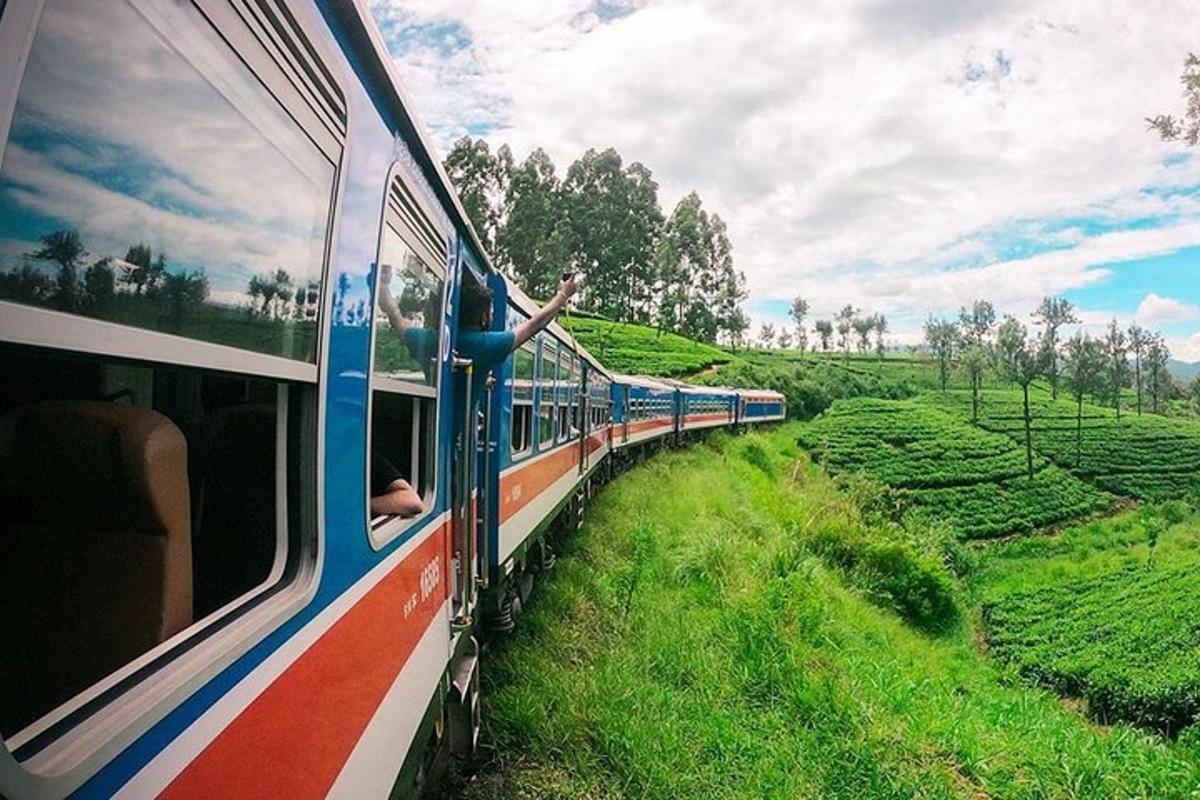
499,432,606,523
159,527,448,799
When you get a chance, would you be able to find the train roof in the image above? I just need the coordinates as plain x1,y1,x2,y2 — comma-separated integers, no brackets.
611,373,677,391
740,389,786,400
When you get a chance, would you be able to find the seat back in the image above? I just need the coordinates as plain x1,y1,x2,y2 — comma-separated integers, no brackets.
0,401,192,737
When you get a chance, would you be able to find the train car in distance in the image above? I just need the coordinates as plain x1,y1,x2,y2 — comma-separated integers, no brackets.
0,2,785,798
739,388,789,423
670,382,739,435
610,373,678,450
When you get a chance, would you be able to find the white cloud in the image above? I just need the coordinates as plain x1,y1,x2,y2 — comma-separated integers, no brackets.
370,0,1200,340
1168,332,1200,363
1134,293,1200,324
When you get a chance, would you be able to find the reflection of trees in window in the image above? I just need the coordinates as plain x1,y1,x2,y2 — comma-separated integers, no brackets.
0,0,333,362
31,229,83,312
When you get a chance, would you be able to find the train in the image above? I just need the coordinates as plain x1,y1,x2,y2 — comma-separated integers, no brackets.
0,1,785,797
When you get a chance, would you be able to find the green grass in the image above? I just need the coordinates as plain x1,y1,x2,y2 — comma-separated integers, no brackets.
450,429,1200,799
794,397,1114,539
972,504,1200,735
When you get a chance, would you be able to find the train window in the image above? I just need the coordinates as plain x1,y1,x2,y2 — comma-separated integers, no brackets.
537,338,556,448
557,350,572,441
372,229,444,390
0,0,338,367
367,171,446,538
510,344,534,458
0,345,313,752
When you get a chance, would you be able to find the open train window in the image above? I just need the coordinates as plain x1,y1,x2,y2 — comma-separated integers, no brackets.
510,343,534,458
367,170,446,543
0,344,316,758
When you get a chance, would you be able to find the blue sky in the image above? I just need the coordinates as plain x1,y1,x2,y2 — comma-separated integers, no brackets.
369,0,1200,360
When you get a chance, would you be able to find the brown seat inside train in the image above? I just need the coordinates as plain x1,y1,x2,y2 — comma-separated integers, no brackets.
191,403,277,619
0,401,192,737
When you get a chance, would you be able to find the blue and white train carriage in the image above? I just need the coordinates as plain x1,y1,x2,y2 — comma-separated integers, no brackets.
0,1,785,797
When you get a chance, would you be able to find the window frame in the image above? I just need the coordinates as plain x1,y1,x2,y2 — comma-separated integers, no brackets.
365,164,450,548
0,0,338,786
509,341,536,460
0,0,343,379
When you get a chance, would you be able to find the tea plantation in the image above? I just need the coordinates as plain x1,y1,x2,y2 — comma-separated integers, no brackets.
559,315,733,376
924,390,1200,501
795,397,1114,539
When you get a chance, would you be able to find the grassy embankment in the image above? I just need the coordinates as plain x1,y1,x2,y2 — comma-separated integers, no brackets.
451,427,1200,799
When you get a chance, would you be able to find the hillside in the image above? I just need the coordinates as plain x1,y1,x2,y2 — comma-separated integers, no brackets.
452,429,1200,799
559,315,733,376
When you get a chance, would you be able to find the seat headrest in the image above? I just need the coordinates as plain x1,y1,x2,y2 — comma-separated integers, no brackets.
0,400,189,536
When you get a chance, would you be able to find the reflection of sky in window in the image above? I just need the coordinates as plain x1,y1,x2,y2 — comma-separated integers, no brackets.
0,0,333,307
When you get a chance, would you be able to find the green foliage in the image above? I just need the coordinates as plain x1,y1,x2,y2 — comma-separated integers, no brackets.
984,557,1200,735
902,467,1114,540
453,426,1200,799
796,398,1114,539
560,314,733,376
926,389,1200,501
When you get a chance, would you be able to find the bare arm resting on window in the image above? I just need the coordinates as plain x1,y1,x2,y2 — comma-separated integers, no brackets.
370,478,423,518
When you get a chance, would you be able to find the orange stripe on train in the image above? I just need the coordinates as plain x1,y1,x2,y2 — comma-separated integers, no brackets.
160,527,448,799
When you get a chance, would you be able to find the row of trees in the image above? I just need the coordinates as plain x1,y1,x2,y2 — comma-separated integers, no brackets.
752,298,891,361
0,230,211,328
443,138,749,346
922,295,1184,478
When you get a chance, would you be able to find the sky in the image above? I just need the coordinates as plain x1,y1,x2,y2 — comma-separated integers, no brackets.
368,0,1200,362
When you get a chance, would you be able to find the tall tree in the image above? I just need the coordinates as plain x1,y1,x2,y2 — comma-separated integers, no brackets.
836,305,857,362
724,308,750,350
923,316,959,391
789,297,810,358
444,137,509,255
872,313,888,361
654,191,708,335
957,300,995,423
814,319,834,353
1031,295,1078,400
1103,319,1130,420
32,229,84,312
497,148,571,300
995,316,1047,478
777,329,793,350
1146,335,1171,414
1062,333,1105,468
758,323,776,349
565,148,663,323
1128,324,1149,415
852,316,874,354
958,345,990,425
1147,53,1200,146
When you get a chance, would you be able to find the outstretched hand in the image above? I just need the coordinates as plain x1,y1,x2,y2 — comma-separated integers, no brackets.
559,273,578,301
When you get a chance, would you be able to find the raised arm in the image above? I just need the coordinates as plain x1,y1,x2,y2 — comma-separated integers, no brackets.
513,275,578,348
377,266,412,334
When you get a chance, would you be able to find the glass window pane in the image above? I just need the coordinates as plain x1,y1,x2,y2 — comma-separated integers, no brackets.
0,0,335,362
513,345,535,402
372,226,443,387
